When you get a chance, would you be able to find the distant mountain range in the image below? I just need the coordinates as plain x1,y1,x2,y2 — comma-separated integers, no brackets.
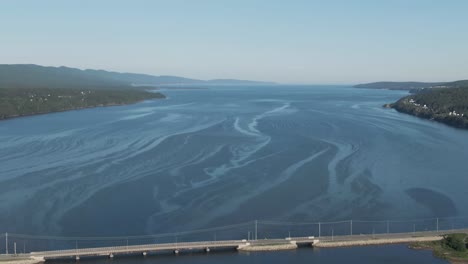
0,64,275,90
354,80,468,90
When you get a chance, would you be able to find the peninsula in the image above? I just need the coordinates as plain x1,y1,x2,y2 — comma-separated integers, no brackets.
0,87,164,120
354,79,468,129
386,87,468,129
0,65,166,120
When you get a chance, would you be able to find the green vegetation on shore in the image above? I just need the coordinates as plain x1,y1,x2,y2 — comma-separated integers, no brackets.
411,233,468,263
0,87,164,120
0,64,277,120
0,64,172,120
388,87,468,129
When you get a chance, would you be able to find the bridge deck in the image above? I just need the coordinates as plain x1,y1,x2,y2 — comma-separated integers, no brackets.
31,240,245,259
29,237,317,260
317,228,468,243
19,229,468,261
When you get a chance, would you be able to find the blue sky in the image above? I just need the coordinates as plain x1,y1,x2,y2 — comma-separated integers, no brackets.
1,0,468,84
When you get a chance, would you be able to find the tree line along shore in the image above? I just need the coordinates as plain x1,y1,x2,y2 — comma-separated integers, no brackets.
0,87,164,120
355,80,468,130
0,64,177,120
0,63,278,121
386,87,468,129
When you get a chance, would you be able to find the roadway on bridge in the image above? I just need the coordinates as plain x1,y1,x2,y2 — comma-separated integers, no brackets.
5,228,468,262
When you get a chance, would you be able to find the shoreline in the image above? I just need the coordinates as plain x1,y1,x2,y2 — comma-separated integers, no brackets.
410,245,468,264
390,105,468,130
0,256,43,264
383,87,468,130
0,98,164,122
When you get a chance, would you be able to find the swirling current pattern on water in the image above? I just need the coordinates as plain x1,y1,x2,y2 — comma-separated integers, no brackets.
1,85,468,236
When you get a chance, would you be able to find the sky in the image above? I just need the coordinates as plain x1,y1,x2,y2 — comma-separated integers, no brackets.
1,0,468,84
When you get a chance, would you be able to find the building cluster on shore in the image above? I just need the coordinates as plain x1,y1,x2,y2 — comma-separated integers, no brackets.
408,99,429,110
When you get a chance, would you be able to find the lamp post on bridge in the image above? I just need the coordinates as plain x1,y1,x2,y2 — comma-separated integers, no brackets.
255,220,258,241
5,232,8,255
318,222,321,238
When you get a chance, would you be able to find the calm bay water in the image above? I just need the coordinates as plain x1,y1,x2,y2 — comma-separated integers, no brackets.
1,85,467,263
47,245,447,264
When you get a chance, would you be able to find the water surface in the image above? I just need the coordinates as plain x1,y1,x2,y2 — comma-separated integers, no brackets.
48,245,449,264
1,85,467,249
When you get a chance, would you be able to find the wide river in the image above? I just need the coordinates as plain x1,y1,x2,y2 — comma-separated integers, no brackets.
1,85,467,263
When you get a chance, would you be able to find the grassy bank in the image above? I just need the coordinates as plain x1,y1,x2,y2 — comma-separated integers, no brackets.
410,233,468,264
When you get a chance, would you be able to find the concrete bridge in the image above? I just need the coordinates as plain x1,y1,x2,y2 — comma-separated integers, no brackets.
2,218,468,263
26,237,318,262
16,229,468,262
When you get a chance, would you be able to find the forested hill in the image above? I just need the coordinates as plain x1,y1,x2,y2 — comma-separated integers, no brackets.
389,87,468,129
0,64,167,120
0,64,274,88
355,80,468,90
0,64,129,90
0,64,275,120
355,81,444,90
0,88,164,120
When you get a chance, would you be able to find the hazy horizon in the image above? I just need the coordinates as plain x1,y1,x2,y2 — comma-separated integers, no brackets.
2,0,468,84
